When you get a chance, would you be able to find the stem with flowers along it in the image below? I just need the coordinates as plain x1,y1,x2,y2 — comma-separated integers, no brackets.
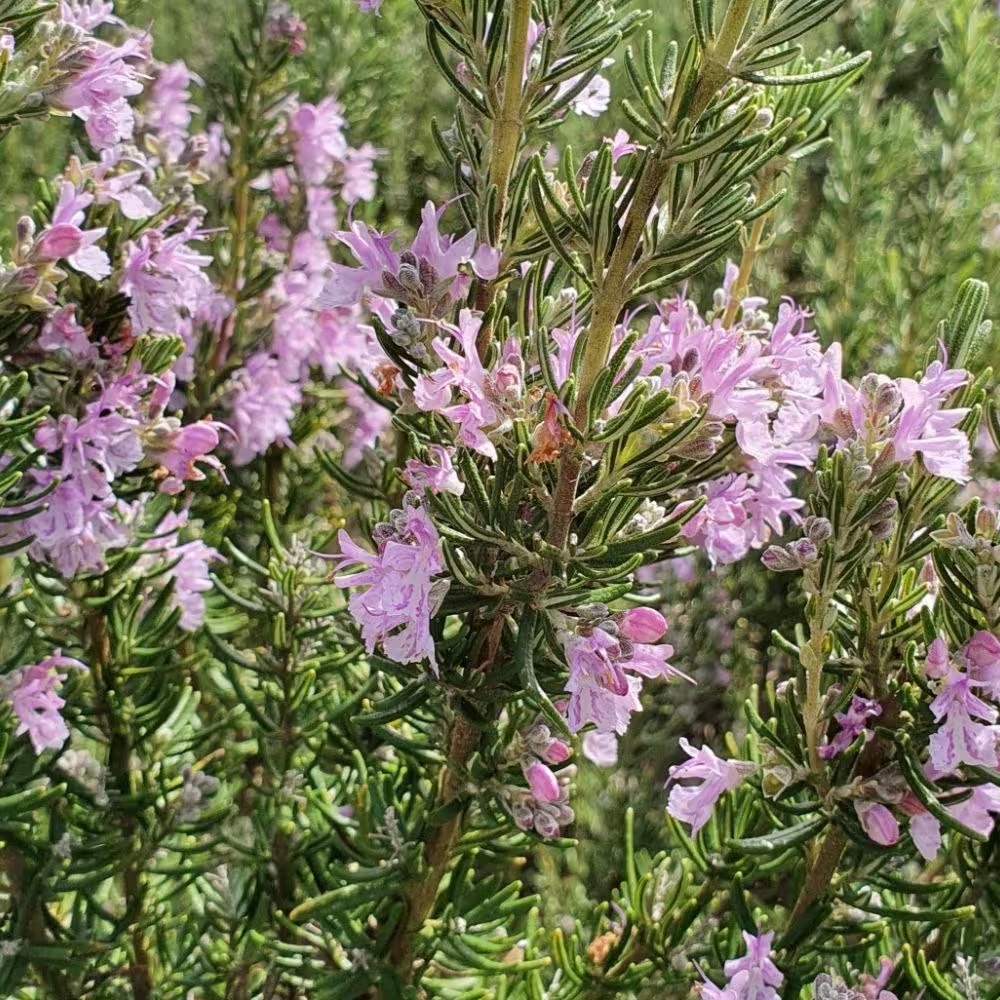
387,5,532,968
552,0,758,560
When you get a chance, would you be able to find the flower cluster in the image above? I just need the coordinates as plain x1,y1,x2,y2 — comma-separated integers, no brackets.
851,631,1000,859
0,653,86,754
559,605,687,745
697,930,784,1000
333,493,448,670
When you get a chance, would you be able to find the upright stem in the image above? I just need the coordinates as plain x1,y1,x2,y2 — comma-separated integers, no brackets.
801,596,831,775
210,48,265,375
388,615,505,980
475,0,531,355
487,0,531,239
536,0,755,584
689,0,754,117
722,173,775,327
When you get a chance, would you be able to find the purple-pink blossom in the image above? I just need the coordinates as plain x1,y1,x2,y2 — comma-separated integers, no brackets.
819,695,882,759
698,930,784,1000
1,653,86,754
821,346,971,483
225,353,303,465
560,615,686,736
320,201,499,313
666,738,755,833
413,311,522,460
333,496,447,670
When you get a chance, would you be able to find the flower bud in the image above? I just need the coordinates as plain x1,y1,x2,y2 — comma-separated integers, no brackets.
524,761,560,803
854,801,900,847
619,607,667,644
542,739,571,764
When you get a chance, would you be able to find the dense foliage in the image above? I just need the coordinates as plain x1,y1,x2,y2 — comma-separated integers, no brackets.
0,1,997,999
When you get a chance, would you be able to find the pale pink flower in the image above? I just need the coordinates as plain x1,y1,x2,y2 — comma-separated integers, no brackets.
413,311,518,459
333,498,446,670
402,445,465,496
289,96,348,185
35,181,110,280
226,353,302,465
965,630,1000,699
666,738,755,833
928,665,1000,773
2,653,86,754
722,931,784,1000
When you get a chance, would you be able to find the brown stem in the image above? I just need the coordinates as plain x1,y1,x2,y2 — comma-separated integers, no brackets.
387,716,480,973
388,615,505,980
788,825,848,926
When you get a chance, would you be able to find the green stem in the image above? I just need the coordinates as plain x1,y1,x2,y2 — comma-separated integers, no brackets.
475,0,531,356
689,0,755,118
209,38,267,376
487,0,531,239
722,173,775,327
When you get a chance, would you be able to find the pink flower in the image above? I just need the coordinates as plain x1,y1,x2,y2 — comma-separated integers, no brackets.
144,61,200,162
524,760,560,803
35,181,110,280
819,695,881,759
137,512,221,630
413,311,520,459
226,353,302,465
666,738,755,833
908,810,942,861
561,627,638,734
145,418,228,495
320,201,499,313
928,665,1000,773
332,497,447,670
37,305,96,362
965,630,1000,699
855,802,900,846
1,653,86,754
402,445,465,496
821,347,971,483
723,931,784,1000
582,731,619,767
52,34,145,149
289,96,348,185
355,0,382,12
119,225,214,333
